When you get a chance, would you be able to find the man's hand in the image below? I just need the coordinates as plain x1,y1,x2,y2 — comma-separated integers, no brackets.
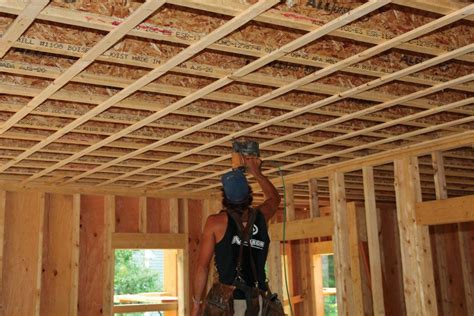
243,156,280,222
243,156,262,177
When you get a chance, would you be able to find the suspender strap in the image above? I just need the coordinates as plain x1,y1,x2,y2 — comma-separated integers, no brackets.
227,208,259,287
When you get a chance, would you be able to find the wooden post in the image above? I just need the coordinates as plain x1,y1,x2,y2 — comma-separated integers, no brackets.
432,151,473,315
36,193,46,316
284,183,295,308
0,190,5,314
308,178,319,315
103,195,115,316
285,183,295,221
329,172,354,316
431,151,451,315
70,194,80,316
300,239,314,316
268,241,283,298
362,166,385,315
178,199,190,316
165,198,179,316
138,196,147,233
394,157,438,315
309,179,320,217
347,202,364,316
458,224,474,316
2,192,46,315
40,194,81,316
312,253,324,316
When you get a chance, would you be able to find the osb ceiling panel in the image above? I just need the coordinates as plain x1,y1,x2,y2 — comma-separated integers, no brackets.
0,0,473,201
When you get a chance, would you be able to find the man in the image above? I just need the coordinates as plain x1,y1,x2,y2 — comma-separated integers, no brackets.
192,157,281,316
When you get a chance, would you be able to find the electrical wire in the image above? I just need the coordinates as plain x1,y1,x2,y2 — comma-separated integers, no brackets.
279,166,294,316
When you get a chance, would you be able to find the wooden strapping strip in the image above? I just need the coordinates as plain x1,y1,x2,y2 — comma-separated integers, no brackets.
262,130,474,189
0,0,166,134
195,112,474,193
0,0,49,58
0,62,471,131
140,49,474,190
1,0,472,64
21,1,386,184
2,29,472,94
393,0,474,22
89,9,474,188
171,0,474,42
0,0,279,176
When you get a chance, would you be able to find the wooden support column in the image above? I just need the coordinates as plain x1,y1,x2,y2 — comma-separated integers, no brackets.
103,195,115,316
138,196,147,233
362,166,385,315
431,151,451,315
347,202,364,316
0,191,5,314
307,178,319,315
432,151,473,315
285,183,295,221
458,224,474,316
40,194,81,316
309,179,320,218
70,194,80,316
268,241,283,298
312,253,324,316
394,157,438,316
299,239,314,316
2,192,45,316
165,198,179,316
178,198,190,316
329,172,354,316
283,183,295,314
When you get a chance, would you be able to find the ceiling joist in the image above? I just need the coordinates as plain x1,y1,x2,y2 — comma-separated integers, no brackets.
0,0,471,200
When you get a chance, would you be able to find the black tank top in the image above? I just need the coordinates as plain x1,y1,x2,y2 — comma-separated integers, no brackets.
214,209,270,299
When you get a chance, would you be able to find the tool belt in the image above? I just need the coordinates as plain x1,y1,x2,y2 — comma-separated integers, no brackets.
203,208,285,316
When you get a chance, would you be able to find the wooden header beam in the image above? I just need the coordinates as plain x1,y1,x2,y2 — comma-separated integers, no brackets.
268,216,333,241
416,195,474,225
112,233,187,249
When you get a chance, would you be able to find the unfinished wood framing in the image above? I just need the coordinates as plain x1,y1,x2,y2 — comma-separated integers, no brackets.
103,195,115,316
0,0,469,201
178,199,190,316
431,151,452,316
347,202,364,315
394,157,438,315
0,1,473,315
0,190,4,313
416,195,474,225
329,172,354,316
362,166,385,315
2,191,45,315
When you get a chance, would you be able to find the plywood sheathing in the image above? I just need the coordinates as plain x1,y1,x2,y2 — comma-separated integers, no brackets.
0,1,472,199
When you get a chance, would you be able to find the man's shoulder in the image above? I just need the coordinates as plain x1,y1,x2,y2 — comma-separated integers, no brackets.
206,211,227,225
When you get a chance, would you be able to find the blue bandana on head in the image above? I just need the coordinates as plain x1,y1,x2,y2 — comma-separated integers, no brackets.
221,169,250,204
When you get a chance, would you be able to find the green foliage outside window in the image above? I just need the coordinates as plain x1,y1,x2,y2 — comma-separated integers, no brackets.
322,255,337,315
114,250,163,296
